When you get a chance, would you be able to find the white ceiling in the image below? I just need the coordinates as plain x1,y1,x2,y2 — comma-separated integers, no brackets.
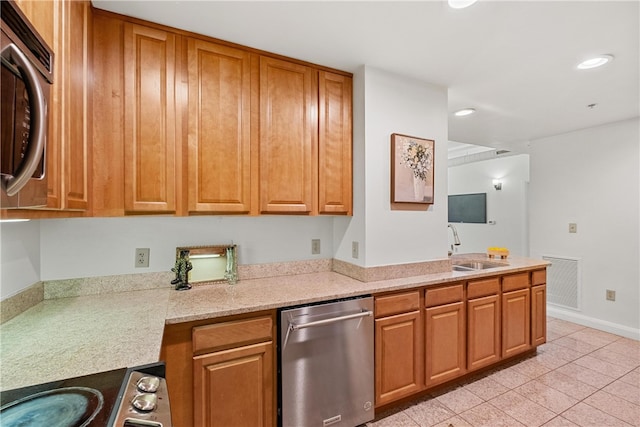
92,0,639,153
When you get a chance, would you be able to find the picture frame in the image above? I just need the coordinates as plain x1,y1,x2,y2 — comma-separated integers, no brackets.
391,133,435,207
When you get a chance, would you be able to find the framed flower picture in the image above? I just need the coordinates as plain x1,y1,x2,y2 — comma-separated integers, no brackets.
391,133,435,206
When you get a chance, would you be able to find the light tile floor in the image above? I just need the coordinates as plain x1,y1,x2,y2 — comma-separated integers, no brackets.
368,317,640,427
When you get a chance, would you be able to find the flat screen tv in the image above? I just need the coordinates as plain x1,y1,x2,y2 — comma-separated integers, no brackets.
448,193,487,224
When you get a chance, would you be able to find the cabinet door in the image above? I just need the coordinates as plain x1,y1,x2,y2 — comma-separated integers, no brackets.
64,0,91,210
318,71,352,215
425,301,465,387
259,57,317,213
467,294,501,371
123,23,177,213
375,310,423,406
531,284,547,347
187,39,257,214
194,341,274,427
502,288,531,358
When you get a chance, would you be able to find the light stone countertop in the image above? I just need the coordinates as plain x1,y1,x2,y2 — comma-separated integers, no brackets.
1,254,548,391
0,288,171,391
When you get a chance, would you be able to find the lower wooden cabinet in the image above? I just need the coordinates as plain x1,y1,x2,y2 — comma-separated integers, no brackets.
425,300,466,387
374,291,423,407
467,277,501,372
161,312,276,427
531,284,547,346
374,268,546,409
424,284,466,388
502,288,531,358
193,342,273,427
467,294,501,371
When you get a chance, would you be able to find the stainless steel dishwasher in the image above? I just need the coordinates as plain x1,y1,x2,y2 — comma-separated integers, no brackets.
279,295,374,427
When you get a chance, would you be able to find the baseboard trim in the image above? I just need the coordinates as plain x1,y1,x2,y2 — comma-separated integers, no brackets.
548,305,640,341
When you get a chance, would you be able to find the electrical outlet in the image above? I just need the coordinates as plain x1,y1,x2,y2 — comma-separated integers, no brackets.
311,239,321,255
569,223,577,233
352,241,359,259
606,289,615,301
135,248,150,268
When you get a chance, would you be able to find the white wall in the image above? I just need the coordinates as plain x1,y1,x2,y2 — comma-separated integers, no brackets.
529,118,640,337
37,215,334,281
448,154,530,256
0,221,41,299
334,66,449,267
361,66,449,266
333,66,366,266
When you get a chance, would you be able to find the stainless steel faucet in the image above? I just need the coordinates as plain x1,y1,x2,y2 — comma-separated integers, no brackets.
448,224,461,255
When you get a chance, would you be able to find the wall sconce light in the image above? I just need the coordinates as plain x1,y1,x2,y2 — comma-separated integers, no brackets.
493,179,502,191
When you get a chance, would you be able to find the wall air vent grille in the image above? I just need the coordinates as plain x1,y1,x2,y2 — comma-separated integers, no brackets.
448,149,517,167
542,255,580,310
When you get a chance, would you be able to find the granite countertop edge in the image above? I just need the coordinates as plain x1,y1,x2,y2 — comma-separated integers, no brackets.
165,255,549,324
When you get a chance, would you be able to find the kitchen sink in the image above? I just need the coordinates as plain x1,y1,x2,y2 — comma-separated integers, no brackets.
452,261,506,271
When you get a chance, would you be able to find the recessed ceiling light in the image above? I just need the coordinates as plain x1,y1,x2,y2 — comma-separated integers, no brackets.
577,54,614,70
454,108,476,117
448,0,478,9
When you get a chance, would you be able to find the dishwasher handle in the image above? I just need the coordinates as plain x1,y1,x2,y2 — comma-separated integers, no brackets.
289,310,373,331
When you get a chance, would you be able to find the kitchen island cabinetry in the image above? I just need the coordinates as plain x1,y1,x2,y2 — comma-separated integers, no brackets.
425,284,466,387
467,277,501,372
161,312,276,427
374,290,424,407
373,267,546,411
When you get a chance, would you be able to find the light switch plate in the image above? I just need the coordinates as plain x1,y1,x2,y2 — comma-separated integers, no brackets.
569,223,577,233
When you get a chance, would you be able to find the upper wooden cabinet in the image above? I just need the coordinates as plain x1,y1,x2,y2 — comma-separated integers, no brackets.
187,39,258,214
64,0,92,211
318,72,352,215
123,23,177,213
91,11,352,217
259,57,318,214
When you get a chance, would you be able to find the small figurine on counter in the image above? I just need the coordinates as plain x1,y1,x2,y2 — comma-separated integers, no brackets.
171,249,192,290
223,246,238,285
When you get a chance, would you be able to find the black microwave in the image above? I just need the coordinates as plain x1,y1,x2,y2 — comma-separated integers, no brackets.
1,0,54,209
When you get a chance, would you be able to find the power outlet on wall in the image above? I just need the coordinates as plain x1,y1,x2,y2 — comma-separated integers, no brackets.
311,239,321,255
135,248,150,268
352,241,359,259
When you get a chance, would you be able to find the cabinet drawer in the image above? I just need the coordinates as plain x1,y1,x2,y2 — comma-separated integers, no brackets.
531,269,546,286
502,273,529,292
193,316,273,354
375,291,421,318
467,278,500,299
425,284,463,308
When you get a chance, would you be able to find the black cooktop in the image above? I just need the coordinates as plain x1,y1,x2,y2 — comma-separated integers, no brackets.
0,368,128,427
